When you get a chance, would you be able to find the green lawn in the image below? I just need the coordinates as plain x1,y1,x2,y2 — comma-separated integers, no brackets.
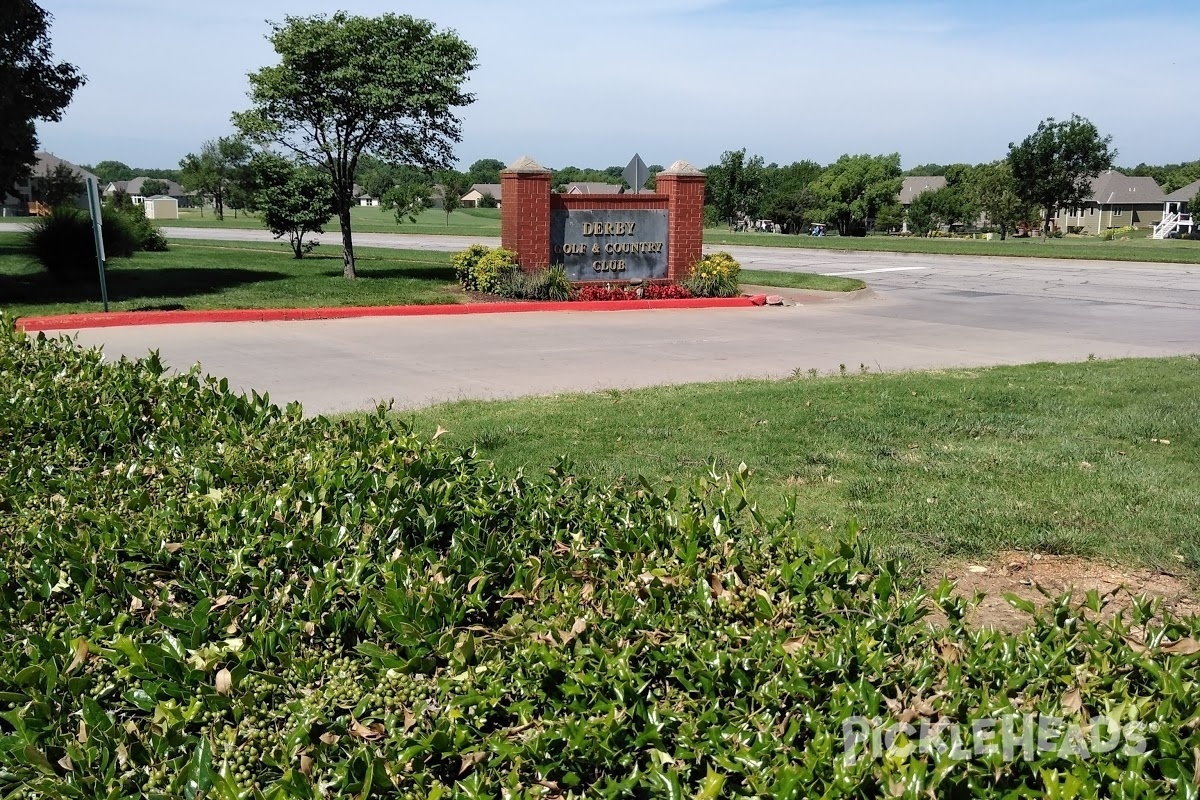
7,209,1194,264
0,233,462,317
706,227,1200,264
739,269,865,292
155,205,503,236
0,233,859,316
404,358,1200,575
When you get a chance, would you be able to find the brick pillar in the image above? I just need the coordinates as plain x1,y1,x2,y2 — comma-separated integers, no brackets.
656,161,706,281
500,156,552,270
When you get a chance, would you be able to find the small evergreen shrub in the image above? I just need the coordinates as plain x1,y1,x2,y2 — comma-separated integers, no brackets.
683,251,742,298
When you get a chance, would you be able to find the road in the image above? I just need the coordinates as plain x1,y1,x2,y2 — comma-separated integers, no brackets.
41,227,1200,413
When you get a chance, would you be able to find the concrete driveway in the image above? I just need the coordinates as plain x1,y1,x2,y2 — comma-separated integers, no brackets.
52,229,1199,414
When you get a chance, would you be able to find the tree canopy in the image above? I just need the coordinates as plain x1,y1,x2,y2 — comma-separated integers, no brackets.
466,159,505,187
139,178,169,198
966,161,1034,239
233,12,477,278
436,169,466,225
1008,115,1115,236
706,149,766,228
251,153,334,258
0,1,85,198
179,137,252,221
808,153,903,236
89,161,135,185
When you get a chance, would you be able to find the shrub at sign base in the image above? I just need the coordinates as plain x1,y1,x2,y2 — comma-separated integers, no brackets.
452,245,744,301
683,251,742,298
3,320,1199,797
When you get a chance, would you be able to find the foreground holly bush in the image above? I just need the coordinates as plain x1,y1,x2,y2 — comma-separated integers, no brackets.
2,322,1199,799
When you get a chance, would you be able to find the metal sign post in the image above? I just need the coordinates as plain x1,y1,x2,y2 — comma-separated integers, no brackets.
85,177,109,312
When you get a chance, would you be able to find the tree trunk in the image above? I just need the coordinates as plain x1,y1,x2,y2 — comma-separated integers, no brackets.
338,205,356,279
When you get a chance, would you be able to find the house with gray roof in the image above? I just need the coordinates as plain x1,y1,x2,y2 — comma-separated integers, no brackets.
1053,170,1166,234
461,183,501,208
7,152,98,214
564,182,624,195
898,176,947,207
897,176,947,233
104,177,188,206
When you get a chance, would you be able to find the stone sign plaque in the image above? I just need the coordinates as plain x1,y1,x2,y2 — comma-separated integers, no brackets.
550,209,669,282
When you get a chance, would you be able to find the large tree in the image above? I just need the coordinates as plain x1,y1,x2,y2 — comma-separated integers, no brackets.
251,153,334,259
0,1,85,199
89,160,135,185
760,160,822,233
907,165,979,235
179,137,252,221
967,161,1034,240
139,178,169,198
466,158,504,186
233,13,477,278
706,148,766,229
1007,115,1115,237
808,153,903,236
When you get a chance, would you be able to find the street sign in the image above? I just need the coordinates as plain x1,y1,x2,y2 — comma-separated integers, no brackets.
622,154,649,194
85,177,109,312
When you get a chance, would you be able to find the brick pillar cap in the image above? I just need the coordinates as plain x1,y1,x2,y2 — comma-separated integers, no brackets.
503,155,550,174
659,160,705,177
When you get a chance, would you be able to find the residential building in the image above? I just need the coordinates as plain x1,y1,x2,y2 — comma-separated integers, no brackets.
564,182,624,195
1052,170,1165,234
1154,179,1200,238
897,176,946,233
7,151,97,214
105,177,188,206
461,183,502,208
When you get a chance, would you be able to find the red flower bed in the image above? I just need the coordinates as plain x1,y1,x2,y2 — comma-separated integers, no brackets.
577,283,693,302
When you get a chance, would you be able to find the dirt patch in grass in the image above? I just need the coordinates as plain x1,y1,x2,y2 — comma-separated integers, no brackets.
937,551,1199,633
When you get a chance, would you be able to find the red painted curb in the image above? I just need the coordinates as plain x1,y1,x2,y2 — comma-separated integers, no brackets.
15,297,757,332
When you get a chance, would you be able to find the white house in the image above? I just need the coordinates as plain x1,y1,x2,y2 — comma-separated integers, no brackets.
1154,179,1200,239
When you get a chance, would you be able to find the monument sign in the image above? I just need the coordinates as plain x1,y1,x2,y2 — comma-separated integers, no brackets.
500,156,706,283
550,209,668,281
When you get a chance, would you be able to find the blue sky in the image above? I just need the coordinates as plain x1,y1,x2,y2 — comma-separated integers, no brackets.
36,0,1200,171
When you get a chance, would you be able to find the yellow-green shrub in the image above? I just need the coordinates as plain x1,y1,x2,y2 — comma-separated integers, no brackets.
452,244,491,291
472,247,519,294
683,251,742,297
1101,225,1135,241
